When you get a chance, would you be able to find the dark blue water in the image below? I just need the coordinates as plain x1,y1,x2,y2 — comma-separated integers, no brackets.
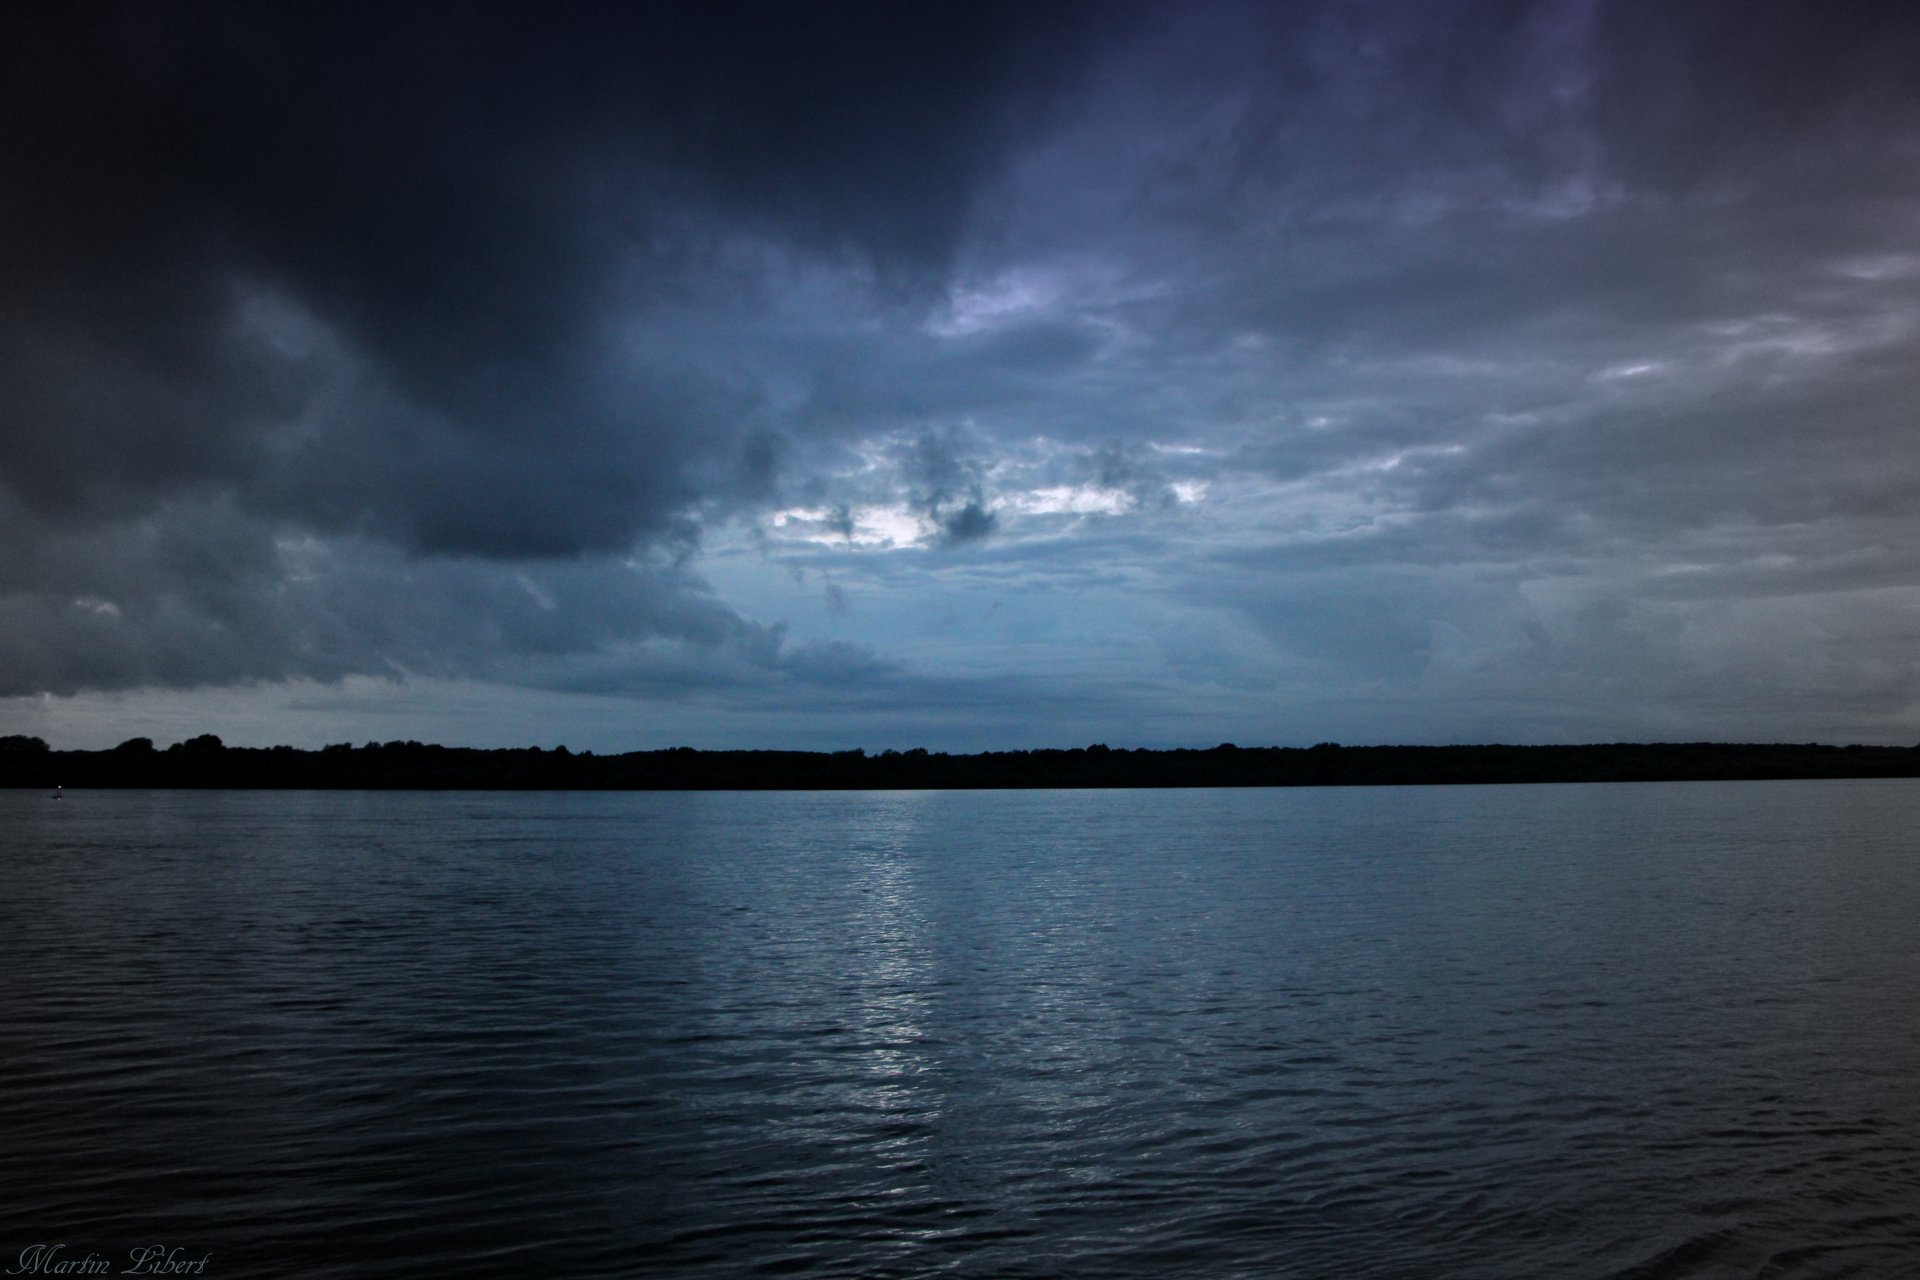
3,783,1918,1278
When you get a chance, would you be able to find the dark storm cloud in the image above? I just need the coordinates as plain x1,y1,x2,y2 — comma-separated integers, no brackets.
0,0,1114,695
0,0,1112,539
0,484,889,699
1587,0,1920,192
937,500,998,546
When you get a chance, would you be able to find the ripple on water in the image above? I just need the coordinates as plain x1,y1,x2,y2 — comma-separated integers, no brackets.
3,783,1920,1277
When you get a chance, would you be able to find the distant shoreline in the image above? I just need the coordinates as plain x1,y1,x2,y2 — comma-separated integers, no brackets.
5,738,1920,790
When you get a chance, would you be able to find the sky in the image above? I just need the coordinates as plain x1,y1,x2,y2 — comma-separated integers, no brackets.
4,0,1920,753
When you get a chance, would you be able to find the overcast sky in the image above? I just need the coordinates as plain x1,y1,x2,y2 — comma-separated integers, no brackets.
4,0,1919,752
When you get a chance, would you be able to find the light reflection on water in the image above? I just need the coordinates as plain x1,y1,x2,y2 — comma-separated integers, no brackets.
3,782,1920,1277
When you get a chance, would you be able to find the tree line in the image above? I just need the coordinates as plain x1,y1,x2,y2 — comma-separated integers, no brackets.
6,734,1920,790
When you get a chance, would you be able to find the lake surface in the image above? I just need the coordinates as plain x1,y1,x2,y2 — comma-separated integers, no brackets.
3,782,1918,1278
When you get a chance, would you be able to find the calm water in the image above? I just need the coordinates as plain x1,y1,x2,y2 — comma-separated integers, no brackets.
3,782,1918,1278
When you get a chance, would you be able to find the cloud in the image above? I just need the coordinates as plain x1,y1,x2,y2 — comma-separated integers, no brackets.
893,427,1001,548
0,2,1117,550
7,1,1920,747
0,2,1116,703
0,483,903,705
938,501,999,547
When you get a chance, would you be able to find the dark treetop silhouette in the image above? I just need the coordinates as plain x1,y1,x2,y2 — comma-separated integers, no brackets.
4,735,1920,790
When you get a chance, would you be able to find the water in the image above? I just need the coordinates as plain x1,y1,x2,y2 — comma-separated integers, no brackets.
3,782,1918,1278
